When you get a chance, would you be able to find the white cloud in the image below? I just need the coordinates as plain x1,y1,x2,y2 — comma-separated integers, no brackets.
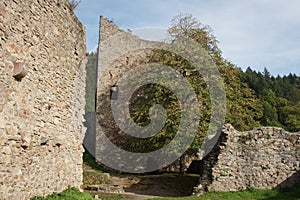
131,27,169,42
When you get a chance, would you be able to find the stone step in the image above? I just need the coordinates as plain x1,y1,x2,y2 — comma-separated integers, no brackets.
86,184,125,193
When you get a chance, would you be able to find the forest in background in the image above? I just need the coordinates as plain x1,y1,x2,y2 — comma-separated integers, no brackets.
239,68,300,132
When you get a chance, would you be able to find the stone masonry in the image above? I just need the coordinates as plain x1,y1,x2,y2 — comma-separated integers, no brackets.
96,17,197,172
194,124,300,194
0,1,86,199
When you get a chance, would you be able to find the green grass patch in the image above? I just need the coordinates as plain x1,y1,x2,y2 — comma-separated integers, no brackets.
150,186,300,200
31,188,94,200
31,187,123,200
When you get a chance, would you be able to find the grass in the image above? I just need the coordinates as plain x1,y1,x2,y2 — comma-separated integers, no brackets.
150,186,300,200
31,187,124,200
30,188,94,200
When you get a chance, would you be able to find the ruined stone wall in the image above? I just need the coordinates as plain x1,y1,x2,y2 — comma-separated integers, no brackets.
96,17,154,171
195,124,300,194
0,1,86,199
96,17,205,173
99,16,124,42
96,17,198,173
97,16,151,96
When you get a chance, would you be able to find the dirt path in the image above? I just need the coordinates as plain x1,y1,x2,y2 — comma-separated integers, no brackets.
89,190,161,200
84,166,199,199
83,153,199,199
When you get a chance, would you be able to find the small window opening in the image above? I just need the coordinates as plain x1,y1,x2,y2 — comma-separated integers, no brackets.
110,85,118,100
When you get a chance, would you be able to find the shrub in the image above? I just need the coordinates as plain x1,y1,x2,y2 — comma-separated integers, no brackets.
69,0,81,10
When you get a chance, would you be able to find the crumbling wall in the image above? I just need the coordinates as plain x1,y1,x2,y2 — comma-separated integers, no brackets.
96,17,197,172
0,0,86,199
194,124,300,194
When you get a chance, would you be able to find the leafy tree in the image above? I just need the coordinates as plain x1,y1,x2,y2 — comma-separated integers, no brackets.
169,14,222,61
280,101,300,132
125,14,263,155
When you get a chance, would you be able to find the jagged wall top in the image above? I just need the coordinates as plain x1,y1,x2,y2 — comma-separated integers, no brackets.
195,124,300,194
99,16,125,42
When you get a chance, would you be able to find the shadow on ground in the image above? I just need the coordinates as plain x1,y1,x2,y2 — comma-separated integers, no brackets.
123,173,199,197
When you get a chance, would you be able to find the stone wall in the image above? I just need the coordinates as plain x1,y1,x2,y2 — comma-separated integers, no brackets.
96,17,152,171
0,1,86,199
194,124,300,194
96,17,197,172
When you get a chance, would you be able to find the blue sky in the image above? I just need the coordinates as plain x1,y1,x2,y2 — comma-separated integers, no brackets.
74,0,300,76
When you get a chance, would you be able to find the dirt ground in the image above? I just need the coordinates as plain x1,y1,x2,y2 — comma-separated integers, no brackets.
83,163,199,199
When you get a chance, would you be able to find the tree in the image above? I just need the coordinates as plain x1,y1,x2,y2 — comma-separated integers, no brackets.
169,14,222,61
280,101,300,132
263,67,271,78
126,14,264,155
